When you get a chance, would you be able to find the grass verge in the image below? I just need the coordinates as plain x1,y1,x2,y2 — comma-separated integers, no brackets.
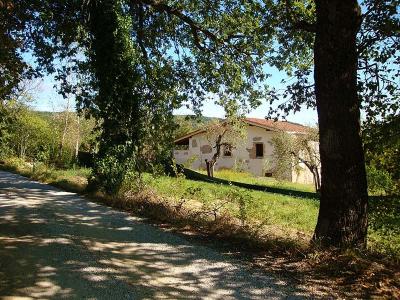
0,157,89,193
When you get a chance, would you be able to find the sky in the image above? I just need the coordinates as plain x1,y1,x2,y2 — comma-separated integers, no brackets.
30,67,318,126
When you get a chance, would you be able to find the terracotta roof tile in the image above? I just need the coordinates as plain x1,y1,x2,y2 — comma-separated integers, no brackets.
175,117,310,142
245,118,309,133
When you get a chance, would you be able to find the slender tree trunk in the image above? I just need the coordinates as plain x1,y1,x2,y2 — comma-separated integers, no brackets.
313,0,368,247
314,168,321,192
59,100,70,160
208,133,223,177
75,115,80,158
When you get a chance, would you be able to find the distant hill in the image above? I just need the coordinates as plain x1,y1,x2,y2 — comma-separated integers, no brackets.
32,111,56,121
173,115,220,139
31,110,216,139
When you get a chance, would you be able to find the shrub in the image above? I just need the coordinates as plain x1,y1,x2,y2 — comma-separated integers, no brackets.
93,145,138,195
226,187,255,226
1,157,31,174
366,165,394,195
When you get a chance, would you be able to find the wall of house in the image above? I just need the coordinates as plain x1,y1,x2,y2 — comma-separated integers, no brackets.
173,150,190,165
174,125,315,185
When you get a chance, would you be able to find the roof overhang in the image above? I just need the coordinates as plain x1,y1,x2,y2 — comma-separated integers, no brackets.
244,119,278,131
174,129,205,145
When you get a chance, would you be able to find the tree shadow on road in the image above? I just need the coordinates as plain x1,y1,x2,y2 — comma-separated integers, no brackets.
0,171,315,299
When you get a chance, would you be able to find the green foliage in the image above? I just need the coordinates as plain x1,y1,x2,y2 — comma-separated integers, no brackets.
2,1,399,250
93,144,138,195
4,0,271,191
366,165,394,195
363,115,400,188
271,129,320,190
226,187,254,226
271,132,295,181
173,115,218,140
0,98,96,167
82,0,179,186
8,108,53,161
368,197,400,259
264,0,399,123
0,99,23,158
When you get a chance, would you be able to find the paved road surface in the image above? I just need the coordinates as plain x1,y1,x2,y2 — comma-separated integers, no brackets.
0,171,305,299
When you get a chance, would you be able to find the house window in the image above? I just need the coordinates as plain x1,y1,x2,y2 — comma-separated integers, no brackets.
255,143,264,158
223,145,232,157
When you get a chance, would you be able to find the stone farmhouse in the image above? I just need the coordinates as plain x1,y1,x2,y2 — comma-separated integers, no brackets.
173,118,316,184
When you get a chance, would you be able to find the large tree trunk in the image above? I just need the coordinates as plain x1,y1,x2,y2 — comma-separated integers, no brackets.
313,0,369,247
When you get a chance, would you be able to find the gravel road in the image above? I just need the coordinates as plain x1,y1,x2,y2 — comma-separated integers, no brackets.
0,170,306,299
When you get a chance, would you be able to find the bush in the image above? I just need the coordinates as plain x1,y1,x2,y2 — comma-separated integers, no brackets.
366,165,394,195
92,145,138,195
226,188,255,226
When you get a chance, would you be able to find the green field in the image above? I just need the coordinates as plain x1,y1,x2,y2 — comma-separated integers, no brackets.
145,173,319,234
198,169,316,193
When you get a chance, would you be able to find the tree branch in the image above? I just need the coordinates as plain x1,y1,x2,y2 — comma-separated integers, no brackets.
138,0,219,51
133,3,148,60
291,20,316,33
284,0,316,33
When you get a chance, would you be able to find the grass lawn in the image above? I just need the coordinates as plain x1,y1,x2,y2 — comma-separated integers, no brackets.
198,169,316,193
145,173,319,235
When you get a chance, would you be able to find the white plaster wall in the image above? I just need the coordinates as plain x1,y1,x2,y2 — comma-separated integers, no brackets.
173,150,190,165
175,126,276,175
291,140,320,185
292,164,315,185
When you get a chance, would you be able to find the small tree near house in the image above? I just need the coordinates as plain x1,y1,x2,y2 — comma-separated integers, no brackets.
204,116,246,177
272,128,321,192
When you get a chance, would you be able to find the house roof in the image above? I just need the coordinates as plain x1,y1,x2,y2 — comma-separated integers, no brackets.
174,118,309,144
174,129,206,144
244,118,309,133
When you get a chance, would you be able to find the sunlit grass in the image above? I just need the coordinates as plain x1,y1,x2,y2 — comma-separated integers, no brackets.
0,157,89,193
145,173,319,234
144,173,400,259
198,169,316,193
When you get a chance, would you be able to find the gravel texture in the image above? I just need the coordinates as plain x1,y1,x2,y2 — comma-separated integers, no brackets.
0,171,305,299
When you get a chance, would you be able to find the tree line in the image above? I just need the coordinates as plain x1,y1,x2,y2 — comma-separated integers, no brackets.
0,100,96,167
